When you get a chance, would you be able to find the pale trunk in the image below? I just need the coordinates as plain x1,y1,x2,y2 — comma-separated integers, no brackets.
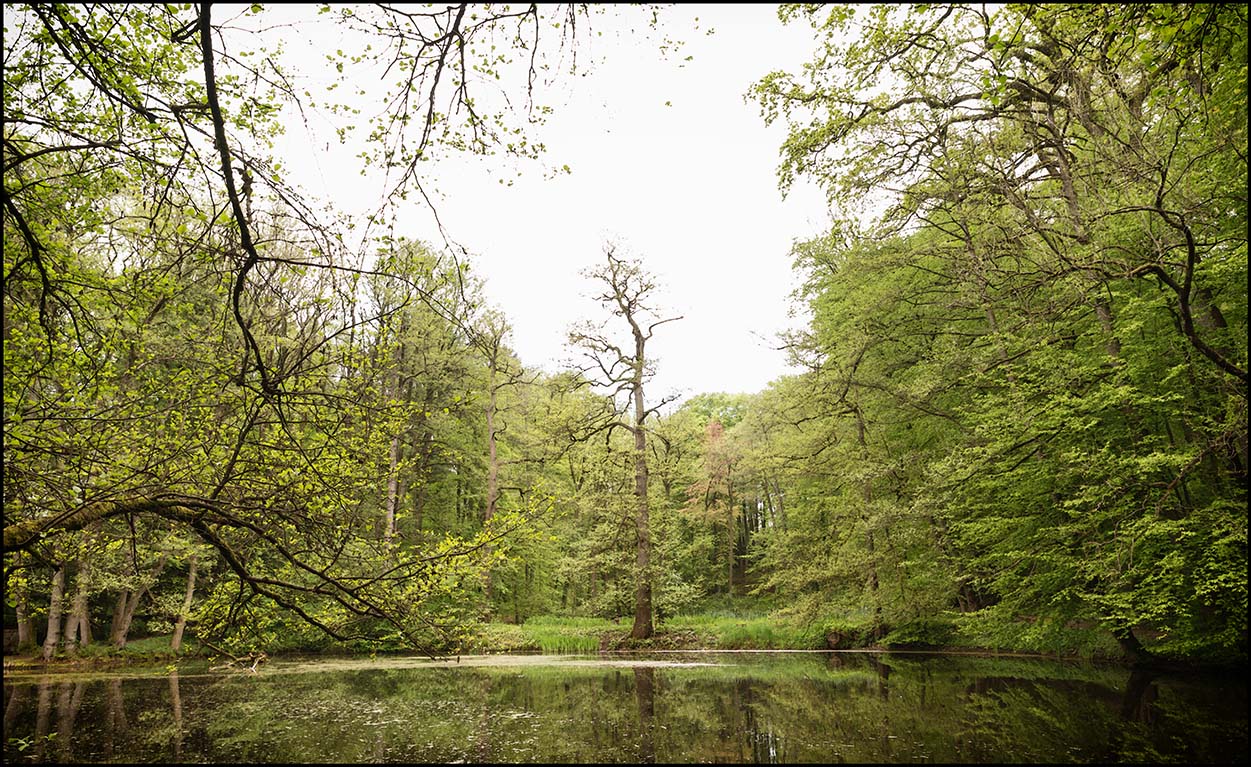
112,554,169,649
16,585,36,651
1193,286,1229,332
413,431,434,534
384,433,400,543
111,590,141,649
64,592,88,654
63,612,79,655
1095,300,1122,357
383,327,408,543
772,478,786,532
171,554,198,652
108,591,128,645
66,550,94,651
41,565,66,661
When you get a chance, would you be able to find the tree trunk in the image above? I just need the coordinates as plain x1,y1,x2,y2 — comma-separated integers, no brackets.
112,553,169,648
412,430,434,534
630,356,654,640
774,478,787,532
63,611,79,654
171,554,198,652
16,580,37,651
384,433,401,543
111,590,141,649
108,591,128,646
1193,286,1229,332
1113,625,1153,665
383,313,410,544
65,530,97,652
1094,300,1122,358
41,565,66,661
574,251,675,640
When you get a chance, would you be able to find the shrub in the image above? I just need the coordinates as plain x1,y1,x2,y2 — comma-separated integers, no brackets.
882,619,956,648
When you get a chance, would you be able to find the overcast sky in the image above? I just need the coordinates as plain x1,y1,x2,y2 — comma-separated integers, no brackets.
260,4,832,401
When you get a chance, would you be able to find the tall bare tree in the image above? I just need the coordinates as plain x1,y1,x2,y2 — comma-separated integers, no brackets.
568,247,681,639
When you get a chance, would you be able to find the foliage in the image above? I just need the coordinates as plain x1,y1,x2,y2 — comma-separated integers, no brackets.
743,1,1247,662
0,2,637,656
881,618,957,649
3,3,1244,667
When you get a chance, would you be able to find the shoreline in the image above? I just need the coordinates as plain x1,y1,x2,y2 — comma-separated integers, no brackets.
6,643,1240,676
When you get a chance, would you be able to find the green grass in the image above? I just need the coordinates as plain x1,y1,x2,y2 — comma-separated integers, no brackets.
682,592,780,619
472,604,841,652
471,617,622,654
662,613,821,649
78,634,194,656
3,634,199,667
470,611,822,654
15,607,1150,662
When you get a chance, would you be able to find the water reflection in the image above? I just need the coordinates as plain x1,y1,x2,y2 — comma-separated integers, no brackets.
170,672,183,760
2,652,1246,764
634,667,655,764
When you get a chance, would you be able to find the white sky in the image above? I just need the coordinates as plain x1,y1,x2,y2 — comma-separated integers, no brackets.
254,4,832,401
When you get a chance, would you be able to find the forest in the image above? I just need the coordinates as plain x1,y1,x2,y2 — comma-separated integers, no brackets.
3,3,1246,670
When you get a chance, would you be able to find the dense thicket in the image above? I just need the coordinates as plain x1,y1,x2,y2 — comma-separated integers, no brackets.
4,3,1245,663
2,2,608,655
742,3,1247,660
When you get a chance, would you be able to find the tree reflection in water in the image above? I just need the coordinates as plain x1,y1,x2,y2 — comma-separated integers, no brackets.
634,667,656,764
0,653,1244,764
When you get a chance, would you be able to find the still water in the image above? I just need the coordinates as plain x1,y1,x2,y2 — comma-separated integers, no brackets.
3,651,1246,763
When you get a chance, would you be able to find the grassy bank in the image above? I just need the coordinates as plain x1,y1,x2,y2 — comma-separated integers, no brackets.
0,617,1118,663
468,609,1214,665
470,612,937,655
3,635,199,672
12,605,1233,668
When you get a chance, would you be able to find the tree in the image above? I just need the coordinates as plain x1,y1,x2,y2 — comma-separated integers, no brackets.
3,3,664,655
679,402,745,596
754,4,1246,386
749,3,1246,659
568,247,681,639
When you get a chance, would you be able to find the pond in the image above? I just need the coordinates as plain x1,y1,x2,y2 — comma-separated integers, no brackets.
3,651,1246,763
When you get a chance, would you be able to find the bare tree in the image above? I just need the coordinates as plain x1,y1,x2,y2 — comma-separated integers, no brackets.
568,246,681,639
